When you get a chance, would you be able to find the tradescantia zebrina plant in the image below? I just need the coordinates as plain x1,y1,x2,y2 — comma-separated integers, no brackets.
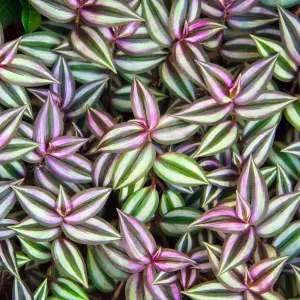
0,0,299,299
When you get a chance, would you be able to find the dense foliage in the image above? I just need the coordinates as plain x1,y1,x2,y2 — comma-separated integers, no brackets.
0,0,299,299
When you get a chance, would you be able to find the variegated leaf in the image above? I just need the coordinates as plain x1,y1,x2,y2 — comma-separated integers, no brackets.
256,191,300,238
160,207,201,237
113,142,155,189
151,114,200,145
159,189,185,216
117,210,157,264
28,0,76,23
12,185,63,227
0,239,20,279
237,157,268,225
18,236,51,263
52,238,88,287
154,152,208,187
9,218,60,242
277,4,300,65
51,277,88,300
251,35,297,82
174,96,233,126
194,121,238,157
122,186,158,222
80,0,143,27
71,26,116,73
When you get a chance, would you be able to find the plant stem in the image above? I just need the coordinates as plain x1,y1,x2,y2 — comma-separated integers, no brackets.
112,281,125,300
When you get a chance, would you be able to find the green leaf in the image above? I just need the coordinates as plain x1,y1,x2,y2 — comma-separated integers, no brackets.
51,278,88,300
33,279,48,300
22,0,41,34
87,246,116,293
0,0,22,29
251,35,297,82
272,221,300,260
154,152,208,187
160,207,201,237
113,142,155,189
285,100,300,131
0,239,20,279
19,31,62,67
122,186,159,223
159,189,185,216
261,0,300,8
52,239,88,288
18,236,51,263
13,278,33,300
194,121,238,157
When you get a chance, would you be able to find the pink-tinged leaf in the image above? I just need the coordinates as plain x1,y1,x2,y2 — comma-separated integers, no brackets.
12,185,63,228
143,264,178,300
56,185,72,217
185,19,226,44
0,38,22,66
34,165,85,196
93,153,120,187
233,55,278,105
28,88,61,105
172,41,208,87
152,248,196,272
97,122,147,153
169,0,201,39
131,77,160,130
0,106,28,151
219,227,256,275
125,273,144,299
174,96,233,126
63,187,111,224
61,216,120,245
206,167,239,188
29,0,76,23
237,157,268,225
189,207,249,234
45,153,92,183
50,55,75,110
47,136,88,158
227,0,260,16
80,0,143,27
249,256,288,294
100,243,145,273
117,210,157,264
235,191,251,223
151,114,200,145
33,93,64,155
196,60,233,104
256,191,300,238
87,107,116,139
0,55,59,87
